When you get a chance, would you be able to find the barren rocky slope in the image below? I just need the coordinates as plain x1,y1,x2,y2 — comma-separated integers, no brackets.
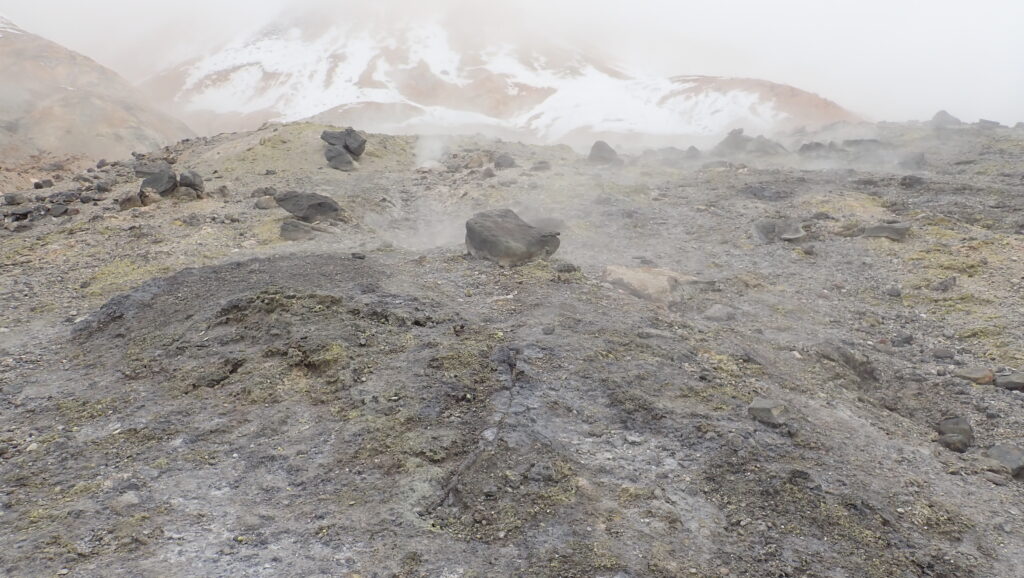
0,16,193,161
2,118,1024,577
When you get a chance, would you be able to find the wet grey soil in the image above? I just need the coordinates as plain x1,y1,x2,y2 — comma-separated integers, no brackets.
2,122,1024,577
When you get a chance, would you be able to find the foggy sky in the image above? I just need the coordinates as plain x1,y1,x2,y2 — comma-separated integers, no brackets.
2,0,1022,124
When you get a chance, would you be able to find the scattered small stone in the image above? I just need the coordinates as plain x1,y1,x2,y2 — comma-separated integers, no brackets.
936,417,974,453
542,326,556,336
350,252,367,260
931,347,956,360
953,367,994,385
252,186,278,198
702,304,737,322
465,209,560,266
749,397,787,426
33,179,54,190
625,433,645,445
930,276,957,292
110,491,142,512
739,184,792,202
530,160,552,172
863,223,911,241
776,219,807,241
280,219,316,241
994,372,1024,391
898,175,926,189
480,167,496,179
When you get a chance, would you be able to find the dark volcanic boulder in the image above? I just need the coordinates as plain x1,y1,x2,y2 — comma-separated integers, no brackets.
325,145,356,172
321,128,367,158
140,170,178,197
274,191,342,222
930,110,963,128
588,141,621,165
713,129,787,157
494,153,516,169
133,160,174,178
179,170,205,193
465,209,561,266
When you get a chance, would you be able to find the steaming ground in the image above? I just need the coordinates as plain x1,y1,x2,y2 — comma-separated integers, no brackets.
3,121,1024,576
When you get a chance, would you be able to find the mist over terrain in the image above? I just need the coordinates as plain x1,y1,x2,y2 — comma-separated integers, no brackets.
2,0,1023,125
5,2,1024,577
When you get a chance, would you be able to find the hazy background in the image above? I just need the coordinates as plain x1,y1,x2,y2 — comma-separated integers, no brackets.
2,0,1022,124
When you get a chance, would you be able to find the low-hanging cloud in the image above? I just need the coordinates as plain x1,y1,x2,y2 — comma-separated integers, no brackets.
2,0,1022,124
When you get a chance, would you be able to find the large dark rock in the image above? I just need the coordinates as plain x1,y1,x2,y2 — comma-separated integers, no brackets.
325,145,356,172
588,141,621,165
465,209,561,266
494,153,516,169
140,170,178,197
930,110,963,128
321,128,367,158
274,191,342,223
179,170,205,193
986,444,1024,478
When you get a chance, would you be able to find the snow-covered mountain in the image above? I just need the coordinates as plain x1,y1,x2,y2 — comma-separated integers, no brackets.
0,15,193,161
145,18,858,147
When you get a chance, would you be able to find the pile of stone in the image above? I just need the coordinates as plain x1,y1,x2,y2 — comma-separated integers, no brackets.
713,129,787,157
2,189,93,232
321,128,366,171
118,163,207,210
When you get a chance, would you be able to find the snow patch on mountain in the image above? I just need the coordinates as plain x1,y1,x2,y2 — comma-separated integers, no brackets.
154,20,856,142
0,13,23,37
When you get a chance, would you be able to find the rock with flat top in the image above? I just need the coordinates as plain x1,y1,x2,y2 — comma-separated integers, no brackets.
604,266,698,304
749,398,787,426
863,223,911,241
995,372,1024,391
465,209,560,266
953,367,994,385
985,444,1024,478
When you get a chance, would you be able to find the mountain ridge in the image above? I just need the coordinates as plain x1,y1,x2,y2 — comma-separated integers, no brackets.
144,20,859,147
0,16,193,161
